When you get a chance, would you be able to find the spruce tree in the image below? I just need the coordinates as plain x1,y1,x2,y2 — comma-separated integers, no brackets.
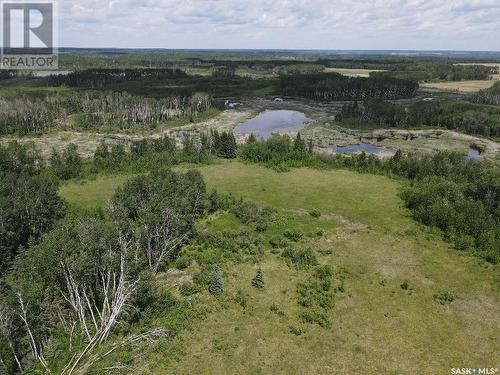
252,267,265,289
247,133,257,144
208,190,219,213
208,264,224,295
293,132,306,152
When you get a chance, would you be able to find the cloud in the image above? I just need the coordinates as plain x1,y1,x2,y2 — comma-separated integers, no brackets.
58,0,500,50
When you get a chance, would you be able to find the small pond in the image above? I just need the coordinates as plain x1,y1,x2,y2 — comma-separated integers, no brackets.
466,148,484,161
234,110,309,140
330,142,396,156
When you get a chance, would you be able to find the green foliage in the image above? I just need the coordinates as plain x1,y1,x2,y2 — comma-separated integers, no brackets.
50,144,82,180
281,247,317,270
433,291,456,305
241,138,499,264
251,267,265,289
280,72,418,101
270,303,285,317
230,200,275,226
269,235,288,249
295,266,335,329
0,142,66,274
0,90,214,135
400,280,412,291
235,290,248,309
208,265,224,296
337,99,500,137
180,283,200,297
298,310,331,329
283,229,303,242
309,210,321,218
208,190,219,213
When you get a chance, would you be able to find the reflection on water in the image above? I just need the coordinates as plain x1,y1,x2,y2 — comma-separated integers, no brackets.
330,142,396,155
234,110,308,140
466,148,484,161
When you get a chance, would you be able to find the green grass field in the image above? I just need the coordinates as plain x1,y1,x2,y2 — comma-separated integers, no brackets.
59,162,500,374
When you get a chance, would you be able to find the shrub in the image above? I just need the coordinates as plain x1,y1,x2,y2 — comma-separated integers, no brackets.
299,310,331,329
270,303,285,317
283,229,304,242
252,267,265,289
175,256,191,270
235,289,248,309
269,235,288,249
400,280,412,291
433,291,456,305
282,247,317,270
180,283,199,297
289,325,304,336
309,209,321,218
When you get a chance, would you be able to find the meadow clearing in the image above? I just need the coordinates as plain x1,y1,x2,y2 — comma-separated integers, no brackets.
59,161,500,374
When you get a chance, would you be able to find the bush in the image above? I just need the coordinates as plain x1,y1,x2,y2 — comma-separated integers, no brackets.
400,280,412,291
299,310,331,329
269,235,288,249
281,247,317,270
235,290,248,309
270,303,285,317
309,209,321,218
433,291,456,305
283,229,304,242
180,283,199,297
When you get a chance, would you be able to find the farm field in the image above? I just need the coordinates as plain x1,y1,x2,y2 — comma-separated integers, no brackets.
420,63,500,92
59,162,500,374
324,67,386,77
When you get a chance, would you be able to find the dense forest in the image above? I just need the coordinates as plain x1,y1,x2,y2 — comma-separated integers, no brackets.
0,91,213,134
47,69,188,88
472,82,500,105
336,99,500,137
371,63,498,82
280,73,419,100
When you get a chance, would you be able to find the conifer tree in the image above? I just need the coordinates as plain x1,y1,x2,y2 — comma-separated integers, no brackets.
247,133,257,144
252,267,265,289
208,264,224,295
293,132,306,152
208,190,219,213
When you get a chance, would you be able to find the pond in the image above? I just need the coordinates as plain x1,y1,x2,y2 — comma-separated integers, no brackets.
330,142,397,156
234,110,309,140
466,148,484,161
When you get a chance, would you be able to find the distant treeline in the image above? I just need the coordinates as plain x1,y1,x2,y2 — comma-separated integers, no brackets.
47,68,187,88
336,99,500,137
0,91,212,134
239,135,499,264
373,63,498,82
280,73,418,100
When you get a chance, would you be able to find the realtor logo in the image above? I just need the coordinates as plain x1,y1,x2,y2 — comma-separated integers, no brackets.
1,0,58,69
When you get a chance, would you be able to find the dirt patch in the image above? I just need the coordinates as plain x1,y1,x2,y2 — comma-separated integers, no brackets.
283,208,368,231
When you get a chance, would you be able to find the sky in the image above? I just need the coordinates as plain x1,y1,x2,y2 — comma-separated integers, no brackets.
57,0,500,51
